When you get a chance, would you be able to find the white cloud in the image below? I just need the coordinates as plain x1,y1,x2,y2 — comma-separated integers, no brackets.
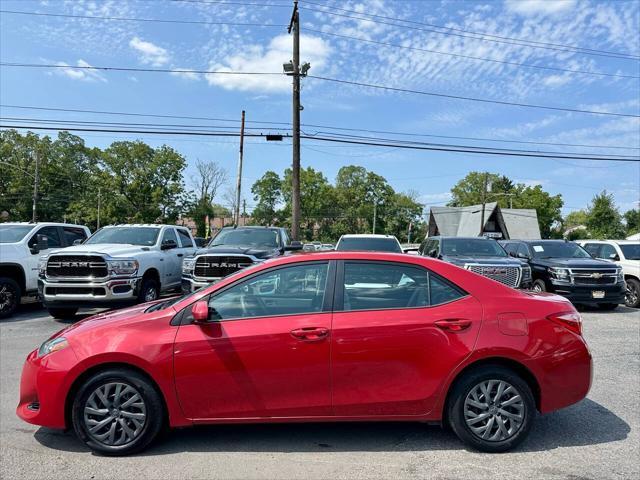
52,59,107,83
206,34,331,92
170,69,199,81
543,73,572,87
129,37,170,66
505,0,577,16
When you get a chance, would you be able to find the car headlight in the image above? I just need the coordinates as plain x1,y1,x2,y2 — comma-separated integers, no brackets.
549,267,570,282
617,267,624,282
522,266,532,281
38,337,68,357
107,259,139,276
182,258,196,275
38,255,48,275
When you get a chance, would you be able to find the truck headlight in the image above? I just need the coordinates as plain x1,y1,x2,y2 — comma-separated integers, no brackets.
38,337,68,357
38,255,48,275
182,258,196,275
107,259,139,276
549,267,570,282
522,266,532,281
617,268,624,282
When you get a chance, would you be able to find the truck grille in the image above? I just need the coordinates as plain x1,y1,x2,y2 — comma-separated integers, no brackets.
46,255,108,278
467,265,521,288
571,268,618,286
194,255,255,279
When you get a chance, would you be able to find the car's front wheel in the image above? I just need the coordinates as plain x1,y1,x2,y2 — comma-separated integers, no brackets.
71,369,165,455
531,279,546,293
0,277,21,319
448,366,535,452
624,278,640,308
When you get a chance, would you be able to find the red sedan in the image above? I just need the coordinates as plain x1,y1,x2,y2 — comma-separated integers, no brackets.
17,252,591,455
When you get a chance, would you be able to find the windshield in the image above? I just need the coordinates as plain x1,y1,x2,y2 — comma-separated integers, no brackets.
0,225,35,243
620,244,640,260
530,241,591,259
336,237,402,253
210,229,280,248
442,238,507,257
85,227,160,246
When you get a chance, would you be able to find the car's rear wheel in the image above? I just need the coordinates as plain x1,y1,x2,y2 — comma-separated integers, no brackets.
624,278,640,308
448,366,535,452
598,303,619,311
71,369,164,456
48,307,78,320
531,280,546,293
0,277,21,319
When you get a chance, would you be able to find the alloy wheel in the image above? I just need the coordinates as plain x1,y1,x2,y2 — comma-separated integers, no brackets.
0,283,17,314
625,282,638,307
144,287,158,302
83,382,147,447
464,380,525,442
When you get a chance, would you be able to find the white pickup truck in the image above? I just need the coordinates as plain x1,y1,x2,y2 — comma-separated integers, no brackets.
38,224,196,319
0,222,91,319
578,240,640,308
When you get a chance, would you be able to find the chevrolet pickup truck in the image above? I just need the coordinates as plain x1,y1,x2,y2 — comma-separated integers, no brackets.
38,224,196,319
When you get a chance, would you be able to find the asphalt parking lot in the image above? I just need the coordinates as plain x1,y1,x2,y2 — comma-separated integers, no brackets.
1,303,638,480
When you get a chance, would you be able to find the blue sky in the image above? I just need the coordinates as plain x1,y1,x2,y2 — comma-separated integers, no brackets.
1,0,639,217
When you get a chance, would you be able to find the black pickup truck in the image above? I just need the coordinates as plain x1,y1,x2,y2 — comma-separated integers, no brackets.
419,236,532,289
181,226,302,293
500,239,625,310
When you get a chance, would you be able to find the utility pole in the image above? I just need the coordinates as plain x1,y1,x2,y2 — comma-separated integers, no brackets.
242,199,247,226
479,172,489,236
288,0,301,240
31,150,39,222
372,195,377,234
97,188,102,229
234,110,246,227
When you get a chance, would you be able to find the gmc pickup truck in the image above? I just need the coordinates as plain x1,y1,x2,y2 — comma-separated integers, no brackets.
0,222,91,319
38,224,196,319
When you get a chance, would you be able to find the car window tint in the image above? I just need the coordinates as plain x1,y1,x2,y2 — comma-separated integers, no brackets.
209,263,329,320
599,244,617,259
162,228,178,245
517,244,530,258
342,262,429,311
63,227,87,245
177,229,193,248
430,274,465,306
582,243,600,256
28,226,62,248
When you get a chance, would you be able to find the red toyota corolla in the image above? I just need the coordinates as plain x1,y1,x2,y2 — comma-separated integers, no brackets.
17,252,591,455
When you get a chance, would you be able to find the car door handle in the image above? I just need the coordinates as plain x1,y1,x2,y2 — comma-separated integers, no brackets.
434,319,473,332
177,253,184,257
290,327,329,342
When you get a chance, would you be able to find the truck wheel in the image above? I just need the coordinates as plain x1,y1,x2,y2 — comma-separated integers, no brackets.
0,277,21,319
624,278,640,308
598,303,618,311
48,307,78,320
532,280,546,292
138,278,159,303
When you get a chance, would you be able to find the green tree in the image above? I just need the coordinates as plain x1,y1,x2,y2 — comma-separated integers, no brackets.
586,191,626,239
624,209,640,236
251,171,283,226
448,172,514,208
513,185,563,239
564,210,588,229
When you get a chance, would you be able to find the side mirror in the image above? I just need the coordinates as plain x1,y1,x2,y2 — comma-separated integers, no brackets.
73,239,83,246
428,249,438,258
192,301,210,323
285,241,303,251
161,239,178,250
31,234,49,254
609,253,620,261
517,252,530,260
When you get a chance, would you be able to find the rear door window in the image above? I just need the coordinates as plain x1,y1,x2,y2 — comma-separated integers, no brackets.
177,228,194,248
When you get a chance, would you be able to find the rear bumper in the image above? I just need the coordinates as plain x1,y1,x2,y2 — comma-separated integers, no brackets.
38,277,141,308
550,281,626,304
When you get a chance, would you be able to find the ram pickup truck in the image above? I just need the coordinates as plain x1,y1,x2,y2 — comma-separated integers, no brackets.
38,224,196,319
578,239,640,308
0,222,91,319
501,239,625,310
419,236,532,289
181,226,301,293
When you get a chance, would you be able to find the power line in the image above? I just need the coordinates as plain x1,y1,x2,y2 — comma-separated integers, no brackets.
304,28,639,80
2,104,639,151
3,123,639,162
0,62,281,76
307,75,640,118
0,9,286,28
300,2,640,60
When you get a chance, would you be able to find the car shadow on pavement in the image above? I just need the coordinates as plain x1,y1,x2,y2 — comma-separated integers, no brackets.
33,398,629,455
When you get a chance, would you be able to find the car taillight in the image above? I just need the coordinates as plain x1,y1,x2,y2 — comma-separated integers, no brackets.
547,311,582,335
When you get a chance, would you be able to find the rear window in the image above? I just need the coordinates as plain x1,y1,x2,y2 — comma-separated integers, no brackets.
337,237,402,253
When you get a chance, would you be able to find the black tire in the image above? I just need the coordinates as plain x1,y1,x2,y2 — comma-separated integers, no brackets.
48,307,78,320
598,303,619,311
624,278,640,308
0,277,21,319
137,277,159,303
71,368,165,456
448,366,535,453
531,279,547,293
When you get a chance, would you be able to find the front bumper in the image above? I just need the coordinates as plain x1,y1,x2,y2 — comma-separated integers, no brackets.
17,347,77,429
38,276,141,308
181,276,218,294
550,280,626,304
